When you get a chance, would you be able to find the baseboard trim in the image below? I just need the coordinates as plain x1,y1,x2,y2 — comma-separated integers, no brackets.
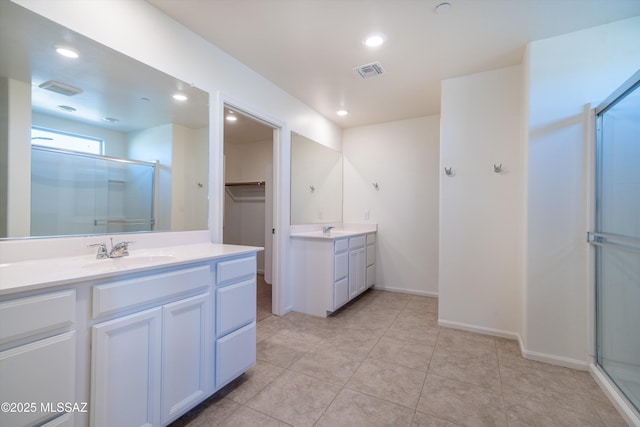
590,363,640,427
437,319,519,341
371,285,438,298
520,347,589,371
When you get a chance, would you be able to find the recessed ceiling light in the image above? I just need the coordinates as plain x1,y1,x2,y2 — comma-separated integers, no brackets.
363,33,386,48
58,105,76,112
336,109,349,116
173,94,188,102
103,117,119,124
55,46,79,59
226,115,237,122
435,2,451,14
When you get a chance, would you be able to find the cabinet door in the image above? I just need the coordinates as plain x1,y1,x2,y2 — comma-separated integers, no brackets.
162,293,211,425
91,308,162,427
348,247,366,298
334,277,349,309
0,332,75,427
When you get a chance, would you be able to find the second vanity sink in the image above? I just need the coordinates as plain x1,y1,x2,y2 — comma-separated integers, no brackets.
83,254,177,269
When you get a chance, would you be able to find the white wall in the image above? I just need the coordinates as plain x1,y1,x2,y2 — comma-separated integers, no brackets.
525,16,640,365
1,78,31,237
343,116,440,296
439,66,523,338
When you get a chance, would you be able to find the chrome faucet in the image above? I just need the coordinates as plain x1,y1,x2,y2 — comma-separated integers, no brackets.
88,242,109,259
88,238,133,259
322,226,335,234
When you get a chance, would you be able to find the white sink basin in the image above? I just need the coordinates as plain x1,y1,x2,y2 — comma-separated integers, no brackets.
83,255,177,269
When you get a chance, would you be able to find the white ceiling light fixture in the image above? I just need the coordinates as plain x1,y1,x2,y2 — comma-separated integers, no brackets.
434,2,451,14
55,46,79,59
336,109,349,116
173,93,188,101
57,105,76,112
226,115,237,122
103,117,119,124
363,32,386,48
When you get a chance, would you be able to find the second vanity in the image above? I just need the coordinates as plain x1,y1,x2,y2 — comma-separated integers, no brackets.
0,239,261,427
291,225,377,317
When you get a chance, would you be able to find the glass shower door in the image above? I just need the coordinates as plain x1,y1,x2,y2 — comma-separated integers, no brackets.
593,71,640,412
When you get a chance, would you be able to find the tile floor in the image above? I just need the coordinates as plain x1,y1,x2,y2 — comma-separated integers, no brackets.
170,289,628,427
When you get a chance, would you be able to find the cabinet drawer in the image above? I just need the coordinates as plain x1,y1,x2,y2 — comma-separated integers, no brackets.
93,266,210,318
367,265,375,288
216,322,256,389
334,252,348,281
0,290,75,344
366,244,376,267
366,233,376,245
334,277,349,309
217,256,256,286
334,238,348,253
0,332,75,427
216,279,256,336
349,235,366,249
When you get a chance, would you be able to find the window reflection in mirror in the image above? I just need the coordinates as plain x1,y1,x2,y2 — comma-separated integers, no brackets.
290,133,342,225
0,1,209,239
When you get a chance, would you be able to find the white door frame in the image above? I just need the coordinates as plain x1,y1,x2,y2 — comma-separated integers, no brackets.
214,92,290,316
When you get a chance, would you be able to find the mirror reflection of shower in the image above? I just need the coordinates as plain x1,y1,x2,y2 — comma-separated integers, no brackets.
31,146,156,237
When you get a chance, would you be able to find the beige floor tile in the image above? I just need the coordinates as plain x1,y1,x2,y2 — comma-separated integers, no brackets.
499,357,601,416
320,326,382,356
289,347,365,385
217,406,289,427
429,346,501,391
385,322,440,347
246,369,341,427
404,296,438,314
369,336,434,371
218,360,285,404
315,388,414,427
345,357,426,408
256,332,313,368
417,374,507,427
411,411,461,426
504,391,606,427
435,328,496,354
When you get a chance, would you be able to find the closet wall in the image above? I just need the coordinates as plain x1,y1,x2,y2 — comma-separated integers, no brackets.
439,65,524,338
223,138,272,274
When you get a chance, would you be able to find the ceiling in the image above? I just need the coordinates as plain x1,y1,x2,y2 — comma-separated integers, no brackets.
147,0,640,129
0,1,208,134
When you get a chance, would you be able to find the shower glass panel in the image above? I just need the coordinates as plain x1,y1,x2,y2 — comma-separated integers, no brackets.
31,147,155,236
593,71,640,412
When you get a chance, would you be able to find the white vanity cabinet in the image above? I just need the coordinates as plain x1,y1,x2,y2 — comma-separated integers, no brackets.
292,232,376,317
214,256,257,390
0,290,76,427
90,265,213,427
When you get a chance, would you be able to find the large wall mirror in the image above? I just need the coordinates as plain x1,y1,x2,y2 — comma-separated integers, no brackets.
290,133,342,225
0,1,209,239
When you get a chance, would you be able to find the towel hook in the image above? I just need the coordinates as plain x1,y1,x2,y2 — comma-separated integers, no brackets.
444,167,454,177
493,163,503,173
309,185,315,192
372,182,380,191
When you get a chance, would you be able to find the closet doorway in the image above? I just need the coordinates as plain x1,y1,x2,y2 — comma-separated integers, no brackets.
223,106,275,321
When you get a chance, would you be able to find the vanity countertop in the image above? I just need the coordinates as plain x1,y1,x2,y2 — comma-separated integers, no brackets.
0,243,262,296
290,229,375,240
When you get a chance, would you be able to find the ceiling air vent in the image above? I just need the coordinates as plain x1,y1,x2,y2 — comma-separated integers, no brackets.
38,80,83,96
353,61,385,79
